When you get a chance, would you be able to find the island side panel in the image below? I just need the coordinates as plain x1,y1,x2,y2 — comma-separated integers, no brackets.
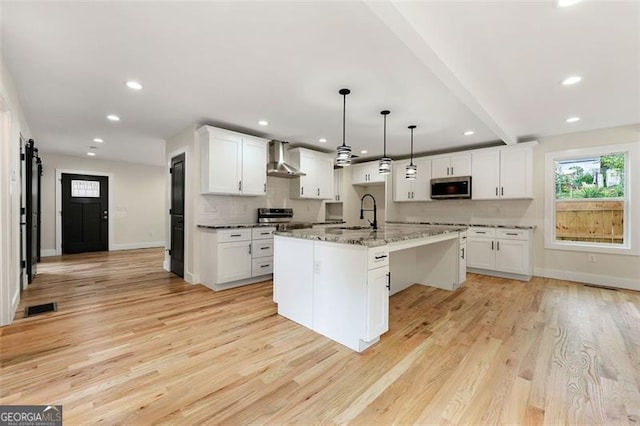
313,241,369,352
414,237,460,291
273,235,314,328
388,249,417,295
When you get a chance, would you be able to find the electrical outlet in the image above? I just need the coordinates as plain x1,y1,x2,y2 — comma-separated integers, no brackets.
588,254,597,263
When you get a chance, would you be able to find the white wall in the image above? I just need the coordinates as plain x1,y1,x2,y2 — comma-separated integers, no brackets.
387,124,640,290
0,54,32,325
39,153,166,254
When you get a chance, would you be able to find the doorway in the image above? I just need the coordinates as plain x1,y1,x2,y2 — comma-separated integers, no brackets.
170,153,185,277
61,173,109,254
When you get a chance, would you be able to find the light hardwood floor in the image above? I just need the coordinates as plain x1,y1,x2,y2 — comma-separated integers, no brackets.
1,248,638,424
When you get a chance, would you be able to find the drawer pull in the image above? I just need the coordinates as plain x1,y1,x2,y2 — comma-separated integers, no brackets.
260,232,271,235
260,264,270,268
230,234,242,237
475,231,487,234
374,254,388,260
506,232,518,236
260,246,269,250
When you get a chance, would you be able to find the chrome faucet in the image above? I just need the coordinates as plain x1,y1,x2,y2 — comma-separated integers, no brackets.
360,193,378,230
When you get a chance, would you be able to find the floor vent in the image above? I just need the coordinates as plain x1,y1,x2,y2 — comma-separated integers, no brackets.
24,302,58,317
583,284,618,291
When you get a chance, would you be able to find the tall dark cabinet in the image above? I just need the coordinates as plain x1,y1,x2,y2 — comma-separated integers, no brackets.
25,139,42,283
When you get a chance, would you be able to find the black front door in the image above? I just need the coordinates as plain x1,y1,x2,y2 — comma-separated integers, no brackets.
170,154,185,277
61,173,109,254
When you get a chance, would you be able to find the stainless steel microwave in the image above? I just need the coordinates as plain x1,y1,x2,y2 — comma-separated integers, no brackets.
430,176,472,199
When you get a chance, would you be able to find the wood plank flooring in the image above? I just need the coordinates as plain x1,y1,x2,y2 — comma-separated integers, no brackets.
1,248,639,424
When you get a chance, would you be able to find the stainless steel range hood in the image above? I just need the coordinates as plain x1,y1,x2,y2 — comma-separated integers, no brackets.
267,140,305,178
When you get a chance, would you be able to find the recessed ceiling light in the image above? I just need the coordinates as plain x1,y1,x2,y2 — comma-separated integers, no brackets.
93,138,104,143
319,138,327,143
126,80,143,90
562,75,582,86
360,150,368,154
566,116,581,123
107,114,120,121
557,0,581,7
463,130,475,136
87,152,96,157
258,120,268,126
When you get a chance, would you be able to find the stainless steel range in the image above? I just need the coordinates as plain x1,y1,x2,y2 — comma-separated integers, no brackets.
257,208,313,231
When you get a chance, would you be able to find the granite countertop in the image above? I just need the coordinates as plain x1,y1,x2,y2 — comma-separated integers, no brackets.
197,223,273,229
386,221,536,230
274,224,466,247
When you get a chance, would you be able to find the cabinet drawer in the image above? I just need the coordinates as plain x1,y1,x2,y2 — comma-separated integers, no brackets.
368,246,389,269
252,227,275,240
496,228,529,241
217,228,251,242
252,257,273,276
252,239,274,257
467,227,496,238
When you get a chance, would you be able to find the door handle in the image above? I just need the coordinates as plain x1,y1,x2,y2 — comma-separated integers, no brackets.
317,188,320,196
301,186,304,195
501,187,504,196
249,243,252,255
491,241,494,250
461,247,465,259
451,167,454,175
386,272,391,291
497,241,500,251
238,181,242,191
496,187,498,196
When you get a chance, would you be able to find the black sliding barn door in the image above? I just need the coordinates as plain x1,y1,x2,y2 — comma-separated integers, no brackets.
25,139,42,283
170,153,185,277
61,173,109,254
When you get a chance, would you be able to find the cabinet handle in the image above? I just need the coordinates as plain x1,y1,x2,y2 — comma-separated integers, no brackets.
461,247,465,259
506,232,518,236
497,241,500,251
501,187,504,196
375,254,388,260
496,187,498,196
264,183,266,192
260,232,271,235
249,243,252,254
491,241,494,250
451,167,454,175
230,234,242,237
386,272,391,291
260,264,270,268
238,181,242,191
411,191,414,199
260,246,269,250
301,186,304,195
476,231,487,234
408,191,411,199
317,188,320,196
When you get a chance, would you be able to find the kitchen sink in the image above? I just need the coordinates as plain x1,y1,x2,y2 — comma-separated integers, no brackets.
328,226,373,231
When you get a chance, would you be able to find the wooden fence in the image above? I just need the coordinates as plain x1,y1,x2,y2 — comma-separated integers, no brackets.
555,200,624,244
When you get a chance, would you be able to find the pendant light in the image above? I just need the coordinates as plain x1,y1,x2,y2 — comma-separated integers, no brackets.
378,110,392,174
336,88,352,166
406,125,417,180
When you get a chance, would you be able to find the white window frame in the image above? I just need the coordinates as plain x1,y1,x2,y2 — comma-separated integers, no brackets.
544,142,639,256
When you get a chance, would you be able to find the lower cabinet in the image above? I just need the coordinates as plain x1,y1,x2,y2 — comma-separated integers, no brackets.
459,232,467,285
200,226,275,290
466,227,533,280
366,266,390,341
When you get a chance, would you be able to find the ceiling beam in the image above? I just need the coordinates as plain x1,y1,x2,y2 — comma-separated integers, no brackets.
365,1,517,145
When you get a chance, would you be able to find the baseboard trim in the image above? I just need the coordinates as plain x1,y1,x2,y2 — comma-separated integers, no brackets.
533,267,640,291
11,289,19,317
184,272,200,285
163,260,170,272
40,249,57,257
111,241,165,251
467,267,531,282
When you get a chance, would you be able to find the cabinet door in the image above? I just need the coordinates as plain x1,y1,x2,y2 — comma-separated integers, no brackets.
241,137,267,195
495,239,529,274
500,146,533,199
471,150,500,200
216,241,252,284
351,163,369,185
459,242,467,285
450,154,472,177
466,237,495,270
298,150,317,198
333,169,343,201
431,157,451,178
367,162,386,184
365,266,389,341
316,155,334,199
393,159,412,202
412,157,432,201
204,132,242,194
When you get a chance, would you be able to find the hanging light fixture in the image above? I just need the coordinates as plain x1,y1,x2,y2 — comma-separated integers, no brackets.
406,125,417,180
336,88,352,166
378,110,392,174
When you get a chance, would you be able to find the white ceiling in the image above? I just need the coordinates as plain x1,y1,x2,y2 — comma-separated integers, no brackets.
2,1,638,166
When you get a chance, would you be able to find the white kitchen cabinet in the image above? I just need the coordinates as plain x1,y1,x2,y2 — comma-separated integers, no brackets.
366,266,390,341
198,125,268,196
289,148,334,200
471,144,533,200
216,240,252,284
466,227,533,280
393,157,432,202
328,168,344,202
352,161,386,186
431,154,471,178
458,232,467,285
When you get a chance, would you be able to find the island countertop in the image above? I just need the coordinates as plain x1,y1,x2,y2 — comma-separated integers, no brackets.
274,224,466,247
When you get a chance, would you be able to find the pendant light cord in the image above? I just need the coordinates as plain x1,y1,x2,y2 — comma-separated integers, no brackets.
342,93,346,148
383,114,387,156
410,127,414,165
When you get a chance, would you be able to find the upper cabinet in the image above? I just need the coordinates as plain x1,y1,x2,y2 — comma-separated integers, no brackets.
328,168,344,203
393,158,432,202
352,161,387,186
289,148,334,200
431,154,471,178
198,126,268,196
471,144,533,200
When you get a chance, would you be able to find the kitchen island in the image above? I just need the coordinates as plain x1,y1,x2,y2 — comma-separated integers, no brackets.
273,224,467,352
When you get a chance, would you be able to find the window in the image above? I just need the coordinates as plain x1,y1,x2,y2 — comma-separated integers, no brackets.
545,142,639,255
71,180,100,198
